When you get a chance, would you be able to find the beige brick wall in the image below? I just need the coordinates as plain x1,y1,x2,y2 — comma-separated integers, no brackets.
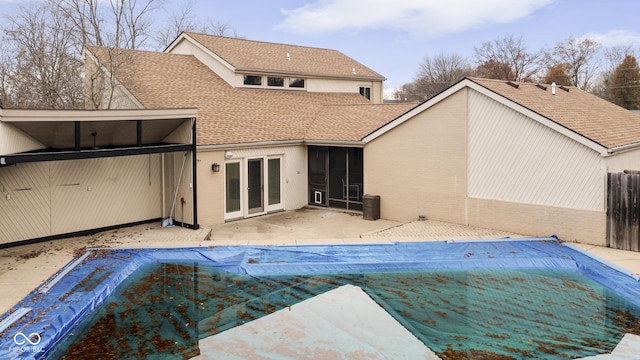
364,88,468,223
467,197,606,246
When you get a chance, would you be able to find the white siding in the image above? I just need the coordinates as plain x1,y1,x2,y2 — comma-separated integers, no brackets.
0,162,51,242
0,122,45,155
0,155,164,244
170,40,236,86
306,78,370,94
606,148,640,173
468,89,604,211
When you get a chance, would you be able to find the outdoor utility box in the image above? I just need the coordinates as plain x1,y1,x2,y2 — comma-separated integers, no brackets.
363,194,380,221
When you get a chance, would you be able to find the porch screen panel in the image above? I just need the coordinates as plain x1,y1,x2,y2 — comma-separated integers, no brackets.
348,148,364,210
226,162,241,213
268,158,281,206
329,148,347,209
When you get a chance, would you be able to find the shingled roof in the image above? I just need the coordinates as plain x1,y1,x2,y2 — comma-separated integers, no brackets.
86,46,407,146
469,77,640,150
181,32,385,80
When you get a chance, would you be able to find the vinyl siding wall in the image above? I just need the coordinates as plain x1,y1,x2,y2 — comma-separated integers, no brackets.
0,155,164,245
0,122,45,155
466,89,607,245
467,89,605,211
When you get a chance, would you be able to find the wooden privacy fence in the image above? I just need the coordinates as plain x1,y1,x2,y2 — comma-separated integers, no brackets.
607,171,640,251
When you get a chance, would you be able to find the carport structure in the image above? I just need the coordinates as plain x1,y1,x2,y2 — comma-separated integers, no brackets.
0,107,198,246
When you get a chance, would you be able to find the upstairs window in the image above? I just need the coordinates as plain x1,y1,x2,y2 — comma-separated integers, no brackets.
267,76,285,87
289,78,305,88
243,75,262,86
359,86,371,100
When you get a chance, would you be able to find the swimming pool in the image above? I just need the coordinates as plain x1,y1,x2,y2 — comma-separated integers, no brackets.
1,239,640,359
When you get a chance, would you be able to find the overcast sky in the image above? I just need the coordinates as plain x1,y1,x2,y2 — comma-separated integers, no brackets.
1,0,639,96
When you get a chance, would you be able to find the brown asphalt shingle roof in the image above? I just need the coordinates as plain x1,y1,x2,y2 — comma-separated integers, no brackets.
307,104,414,142
469,77,640,149
184,32,385,80
87,46,407,146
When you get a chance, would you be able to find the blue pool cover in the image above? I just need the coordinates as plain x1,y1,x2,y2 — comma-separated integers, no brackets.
1,238,640,359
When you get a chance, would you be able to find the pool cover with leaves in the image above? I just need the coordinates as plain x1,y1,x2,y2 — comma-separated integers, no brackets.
1,239,640,359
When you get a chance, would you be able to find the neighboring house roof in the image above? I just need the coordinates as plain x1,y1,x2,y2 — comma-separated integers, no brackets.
178,32,385,80
86,46,407,146
365,77,640,154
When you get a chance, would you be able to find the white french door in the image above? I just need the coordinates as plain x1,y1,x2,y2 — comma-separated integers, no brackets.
224,156,283,220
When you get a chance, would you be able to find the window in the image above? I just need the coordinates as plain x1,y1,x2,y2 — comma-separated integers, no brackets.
289,78,305,88
268,158,281,206
359,86,371,100
267,77,285,87
243,75,262,86
225,162,241,213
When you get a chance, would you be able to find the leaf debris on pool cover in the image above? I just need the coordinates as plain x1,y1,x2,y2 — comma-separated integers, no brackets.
3,241,640,360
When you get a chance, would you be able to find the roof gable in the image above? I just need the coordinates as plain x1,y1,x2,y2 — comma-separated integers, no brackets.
175,32,385,80
364,77,640,154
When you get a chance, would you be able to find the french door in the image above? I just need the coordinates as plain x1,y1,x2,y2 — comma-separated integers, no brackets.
224,156,282,220
247,159,264,215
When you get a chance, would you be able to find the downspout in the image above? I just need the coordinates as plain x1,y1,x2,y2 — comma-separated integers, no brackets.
162,153,165,218
191,117,199,229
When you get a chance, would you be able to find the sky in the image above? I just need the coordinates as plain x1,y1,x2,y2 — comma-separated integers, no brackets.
1,0,640,97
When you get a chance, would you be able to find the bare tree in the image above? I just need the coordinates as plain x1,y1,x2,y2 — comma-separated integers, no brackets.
409,53,473,101
544,37,601,90
474,36,539,82
48,0,162,50
0,3,83,109
154,0,237,49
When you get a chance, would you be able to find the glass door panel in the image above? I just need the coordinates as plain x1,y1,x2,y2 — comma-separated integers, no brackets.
268,158,281,206
247,158,264,214
225,162,241,217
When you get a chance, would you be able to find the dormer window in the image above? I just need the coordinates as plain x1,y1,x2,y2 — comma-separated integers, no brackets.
289,78,305,88
244,75,262,86
241,74,305,90
359,86,371,100
267,77,284,87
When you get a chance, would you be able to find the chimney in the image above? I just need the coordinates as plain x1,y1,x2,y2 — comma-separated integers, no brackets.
551,82,556,96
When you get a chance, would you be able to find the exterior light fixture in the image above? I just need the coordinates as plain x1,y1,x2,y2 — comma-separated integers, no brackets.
212,163,220,172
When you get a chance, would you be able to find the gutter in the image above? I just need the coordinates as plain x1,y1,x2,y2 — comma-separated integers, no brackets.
197,139,365,151
607,141,640,155
197,139,304,151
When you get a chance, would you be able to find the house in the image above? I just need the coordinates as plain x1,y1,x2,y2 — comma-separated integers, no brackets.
364,77,640,246
84,32,413,229
5,31,640,248
0,107,197,246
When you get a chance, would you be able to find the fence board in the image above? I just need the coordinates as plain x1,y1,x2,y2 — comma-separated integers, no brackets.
607,172,640,251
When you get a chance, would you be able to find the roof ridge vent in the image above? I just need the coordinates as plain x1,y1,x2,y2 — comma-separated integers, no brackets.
506,81,519,89
559,85,570,92
535,84,547,91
